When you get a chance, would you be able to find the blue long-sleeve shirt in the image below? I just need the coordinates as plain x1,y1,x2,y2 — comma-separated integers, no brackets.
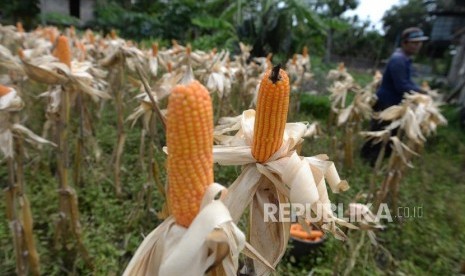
376,49,421,109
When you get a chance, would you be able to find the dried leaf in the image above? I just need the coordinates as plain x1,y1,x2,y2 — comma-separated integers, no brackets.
124,184,245,276
22,60,68,85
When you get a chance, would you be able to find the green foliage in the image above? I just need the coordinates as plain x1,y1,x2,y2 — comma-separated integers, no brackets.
316,0,360,17
331,17,384,61
191,16,238,51
39,12,80,27
217,0,327,58
153,0,204,41
0,0,40,28
382,0,432,48
299,93,331,121
91,2,161,40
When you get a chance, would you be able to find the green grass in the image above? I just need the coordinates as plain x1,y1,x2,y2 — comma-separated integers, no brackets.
1,74,464,275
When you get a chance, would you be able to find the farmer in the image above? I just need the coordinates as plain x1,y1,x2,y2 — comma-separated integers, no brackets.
361,27,429,166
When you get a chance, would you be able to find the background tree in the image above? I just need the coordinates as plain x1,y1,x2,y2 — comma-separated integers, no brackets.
332,16,384,67
0,0,40,29
216,0,326,60
312,0,359,63
382,0,433,51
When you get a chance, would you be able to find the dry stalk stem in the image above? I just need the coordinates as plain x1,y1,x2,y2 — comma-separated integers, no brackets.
148,115,165,199
73,92,85,187
14,123,40,275
135,64,166,130
367,136,388,204
55,87,93,269
344,126,354,169
111,65,126,197
343,231,366,276
3,112,41,275
5,156,27,275
330,135,338,162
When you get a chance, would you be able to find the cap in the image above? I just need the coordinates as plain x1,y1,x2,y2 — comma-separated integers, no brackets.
402,27,429,42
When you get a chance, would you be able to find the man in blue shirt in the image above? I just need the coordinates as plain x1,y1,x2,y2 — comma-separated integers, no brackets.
361,27,428,165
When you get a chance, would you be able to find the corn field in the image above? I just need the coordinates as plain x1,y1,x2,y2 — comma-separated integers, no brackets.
1,24,464,275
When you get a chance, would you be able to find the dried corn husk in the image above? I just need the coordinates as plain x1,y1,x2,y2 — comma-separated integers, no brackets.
347,203,384,245
21,59,68,85
329,81,351,110
0,87,24,111
327,65,354,85
0,89,56,158
377,93,447,145
213,110,356,275
0,45,24,73
123,183,246,276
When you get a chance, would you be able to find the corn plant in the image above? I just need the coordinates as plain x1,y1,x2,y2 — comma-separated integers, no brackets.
1,86,55,275
19,33,110,269
213,65,356,274
124,79,245,275
285,46,313,117
361,93,447,212
327,67,378,169
100,35,145,196
126,65,168,224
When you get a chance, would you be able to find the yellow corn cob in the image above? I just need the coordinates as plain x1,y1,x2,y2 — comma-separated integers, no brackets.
167,80,213,227
75,41,86,62
151,42,158,57
110,29,117,40
47,28,57,43
16,22,24,33
54,35,72,69
17,48,25,60
0,85,12,97
252,64,290,163
69,25,76,38
86,29,95,44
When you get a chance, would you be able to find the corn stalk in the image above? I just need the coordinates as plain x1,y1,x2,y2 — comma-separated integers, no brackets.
73,92,84,187
367,135,390,204
373,129,407,213
5,154,27,275
110,63,126,197
14,118,40,275
54,87,93,269
343,125,354,169
3,112,41,275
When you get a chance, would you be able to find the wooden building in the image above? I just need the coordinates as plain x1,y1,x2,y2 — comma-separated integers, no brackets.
39,0,96,24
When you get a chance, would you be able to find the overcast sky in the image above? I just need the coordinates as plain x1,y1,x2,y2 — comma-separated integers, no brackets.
343,0,403,33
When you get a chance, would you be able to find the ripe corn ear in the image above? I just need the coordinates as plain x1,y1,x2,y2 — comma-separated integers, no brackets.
151,43,158,57
0,85,11,97
252,64,290,163
16,22,24,33
54,35,72,69
110,29,117,40
87,29,95,44
18,48,25,60
167,80,213,227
